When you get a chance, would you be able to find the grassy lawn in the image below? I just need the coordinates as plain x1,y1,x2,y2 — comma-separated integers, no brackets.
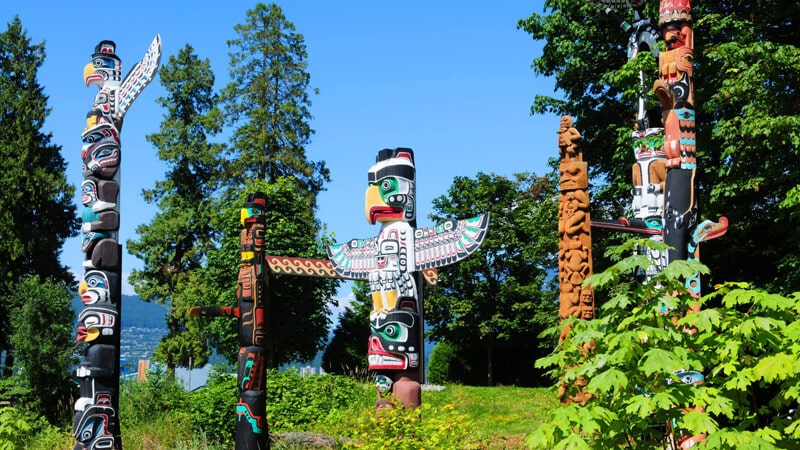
22,382,557,449
424,385,557,448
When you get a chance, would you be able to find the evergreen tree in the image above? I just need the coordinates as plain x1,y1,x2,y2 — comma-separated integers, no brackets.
191,2,339,369
0,17,78,376
518,1,800,292
222,2,329,195
127,44,225,376
425,172,559,386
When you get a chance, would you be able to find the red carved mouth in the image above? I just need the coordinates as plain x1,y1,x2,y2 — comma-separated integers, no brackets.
85,74,103,86
369,206,403,224
367,336,406,370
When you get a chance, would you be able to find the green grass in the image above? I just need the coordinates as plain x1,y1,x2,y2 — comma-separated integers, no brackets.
423,385,557,448
20,381,557,449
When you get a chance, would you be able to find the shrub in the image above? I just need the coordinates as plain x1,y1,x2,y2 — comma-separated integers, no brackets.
343,397,481,449
187,372,237,445
267,368,373,432
528,239,800,449
427,341,468,385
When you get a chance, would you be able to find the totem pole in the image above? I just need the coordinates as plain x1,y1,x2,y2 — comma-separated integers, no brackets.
555,116,595,406
73,36,161,450
190,193,269,450
581,1,727,446
557,116,594,334
325,148,489,409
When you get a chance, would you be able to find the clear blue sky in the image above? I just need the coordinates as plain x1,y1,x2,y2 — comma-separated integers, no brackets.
5,1,559,298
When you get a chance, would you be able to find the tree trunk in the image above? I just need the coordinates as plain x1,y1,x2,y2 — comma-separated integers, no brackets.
486,342,494,386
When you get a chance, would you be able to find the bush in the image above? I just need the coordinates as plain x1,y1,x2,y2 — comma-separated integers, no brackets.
528,239,800,449
343,397,481,449
427,341,468,385
267,368,373,432
0,406,54,450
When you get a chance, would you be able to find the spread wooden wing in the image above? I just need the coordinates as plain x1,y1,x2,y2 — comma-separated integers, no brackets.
117,34,162,120
327,237,378,280
414,213,489,270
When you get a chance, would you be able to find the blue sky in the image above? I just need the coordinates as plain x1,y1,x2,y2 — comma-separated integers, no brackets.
5,1,559,299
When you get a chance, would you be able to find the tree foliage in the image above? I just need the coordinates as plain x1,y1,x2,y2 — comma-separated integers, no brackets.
529,239,800,449
518,1,800,292
322,281,372,376
198,178,340,368
425,172,559,386
127,44,225,375
6,276,77,425
0,16,78,380
222,2,329,195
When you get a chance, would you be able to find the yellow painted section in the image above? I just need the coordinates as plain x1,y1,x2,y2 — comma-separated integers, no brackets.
372,289,398,313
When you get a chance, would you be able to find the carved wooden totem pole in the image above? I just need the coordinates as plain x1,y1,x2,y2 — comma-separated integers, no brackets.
73,36,161,450
557,116,594,336
582,0,728,447
190,193,270,450
326,148,489,409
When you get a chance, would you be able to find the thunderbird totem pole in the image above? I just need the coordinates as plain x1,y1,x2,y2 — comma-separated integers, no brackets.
324,148,489,409
73,37,161,450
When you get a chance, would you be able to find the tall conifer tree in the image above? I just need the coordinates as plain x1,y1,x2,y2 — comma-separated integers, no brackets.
0,17,78,374
127,44,225,376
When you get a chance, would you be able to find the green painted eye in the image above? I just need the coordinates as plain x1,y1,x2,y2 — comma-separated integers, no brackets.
380,178,397,194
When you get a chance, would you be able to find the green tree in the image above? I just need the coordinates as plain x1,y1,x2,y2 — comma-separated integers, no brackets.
127,44,225,377
6,276,77,425
198,178,340,368
0,17,78,377
222,2,329,195
425,172,559,386
426,340,469,385
529,239,800,449
518,1,800,292
322,281,372,376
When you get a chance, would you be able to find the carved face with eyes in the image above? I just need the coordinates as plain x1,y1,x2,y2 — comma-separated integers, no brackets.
365,148,416,224
368,309,420,370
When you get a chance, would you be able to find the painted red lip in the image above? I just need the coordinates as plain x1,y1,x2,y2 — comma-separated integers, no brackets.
367,336,406,370
369,206,402,224
76,327,87,342
85,74,103,85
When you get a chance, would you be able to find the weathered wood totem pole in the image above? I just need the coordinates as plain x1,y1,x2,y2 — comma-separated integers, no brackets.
325,148,489,409
555,116,595,406
190,193,270,450
73,36,161,450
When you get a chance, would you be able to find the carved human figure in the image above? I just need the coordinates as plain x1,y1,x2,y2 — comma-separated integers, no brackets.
557,115,582,162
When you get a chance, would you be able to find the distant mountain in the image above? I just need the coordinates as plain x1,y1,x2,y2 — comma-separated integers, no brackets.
72,294,169,329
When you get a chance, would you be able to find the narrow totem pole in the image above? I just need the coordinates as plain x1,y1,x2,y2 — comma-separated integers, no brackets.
557,115,594,333
556,116,595,406
190,193,270,450
73,36,161,450
326,148,489,409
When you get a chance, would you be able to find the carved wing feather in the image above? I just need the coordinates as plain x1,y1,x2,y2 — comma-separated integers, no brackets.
414,213,489,270
117,34,162,120
326,237,378,280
